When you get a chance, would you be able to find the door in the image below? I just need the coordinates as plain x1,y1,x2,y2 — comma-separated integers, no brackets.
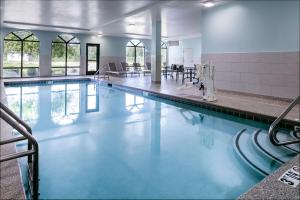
183,48,193,68
86,43,100,75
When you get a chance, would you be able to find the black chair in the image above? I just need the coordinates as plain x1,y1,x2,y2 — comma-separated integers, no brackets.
182,65,196,83
143,62,151,76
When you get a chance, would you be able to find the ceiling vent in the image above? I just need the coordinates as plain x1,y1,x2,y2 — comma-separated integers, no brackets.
168,41,179,46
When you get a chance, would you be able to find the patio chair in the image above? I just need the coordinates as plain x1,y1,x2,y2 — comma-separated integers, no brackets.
107,62,127,77
143,62,151,76
120,62,129,71
120,62,132,77
133,63,142,76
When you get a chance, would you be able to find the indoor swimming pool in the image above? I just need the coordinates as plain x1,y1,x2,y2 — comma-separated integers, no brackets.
4,80,291,199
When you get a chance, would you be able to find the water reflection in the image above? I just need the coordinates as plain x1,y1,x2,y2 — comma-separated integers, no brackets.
125,93,144,112
5,86,39,127
86,84,99,113
151,101,161,155
179,108,214,149
51,84,80,125
5,82,101,129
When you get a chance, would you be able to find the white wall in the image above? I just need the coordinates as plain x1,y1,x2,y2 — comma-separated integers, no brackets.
201,0,299,99
168,37,202,66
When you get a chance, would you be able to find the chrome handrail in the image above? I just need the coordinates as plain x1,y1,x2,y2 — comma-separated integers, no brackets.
94,65,109,80
268,96,300,146
0,102,39,200
93,68,100,78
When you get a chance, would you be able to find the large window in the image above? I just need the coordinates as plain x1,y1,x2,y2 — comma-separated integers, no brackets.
51,34,80,76
126,39,145,66
3,31,40,78
161,41,167,67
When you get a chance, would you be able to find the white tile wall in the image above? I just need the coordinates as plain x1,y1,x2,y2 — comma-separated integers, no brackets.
202,52,300,99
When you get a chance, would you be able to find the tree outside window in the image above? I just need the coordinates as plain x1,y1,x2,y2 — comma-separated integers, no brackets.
51,34,80,76
3,31,40,77
126,39,145,66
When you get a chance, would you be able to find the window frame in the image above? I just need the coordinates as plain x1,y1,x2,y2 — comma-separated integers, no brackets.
51,34,81,76
161,41,167,67
126,40,145,66
3,31,40,78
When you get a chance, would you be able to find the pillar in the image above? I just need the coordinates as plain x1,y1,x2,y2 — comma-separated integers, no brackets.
151,19,162,83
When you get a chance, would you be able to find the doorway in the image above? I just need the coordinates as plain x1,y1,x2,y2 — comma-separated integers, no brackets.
86,43,100,75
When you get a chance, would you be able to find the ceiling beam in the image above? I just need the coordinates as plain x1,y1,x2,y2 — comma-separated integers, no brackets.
3,21,91,31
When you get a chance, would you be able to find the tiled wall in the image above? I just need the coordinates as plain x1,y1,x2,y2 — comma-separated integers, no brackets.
202,52,299,99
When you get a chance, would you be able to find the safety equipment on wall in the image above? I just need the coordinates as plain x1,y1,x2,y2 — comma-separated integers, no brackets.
195,63,217,102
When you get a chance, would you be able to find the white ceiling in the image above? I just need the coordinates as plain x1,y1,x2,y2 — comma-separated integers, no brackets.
0,0,222,40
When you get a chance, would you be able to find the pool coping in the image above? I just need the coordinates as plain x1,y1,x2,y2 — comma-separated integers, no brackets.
1,77,300,200
238,154,300,200
99,80,299,129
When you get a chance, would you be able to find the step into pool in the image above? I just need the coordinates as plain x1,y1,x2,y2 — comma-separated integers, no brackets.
4,80,297,199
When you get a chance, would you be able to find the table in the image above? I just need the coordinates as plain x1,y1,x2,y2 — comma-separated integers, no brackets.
182,67,196,83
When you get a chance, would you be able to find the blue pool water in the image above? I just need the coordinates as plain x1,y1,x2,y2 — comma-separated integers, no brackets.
5,80,278,199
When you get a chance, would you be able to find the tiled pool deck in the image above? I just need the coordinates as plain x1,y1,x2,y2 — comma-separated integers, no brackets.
111,76,299,120
0,80,25,199
0,75,299,199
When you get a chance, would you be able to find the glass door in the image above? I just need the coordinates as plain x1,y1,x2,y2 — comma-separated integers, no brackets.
86,43,100,75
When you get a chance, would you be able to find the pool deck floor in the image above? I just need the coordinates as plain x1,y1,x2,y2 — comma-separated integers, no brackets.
0,75,299,199
0,81,25,200
104,75,300,123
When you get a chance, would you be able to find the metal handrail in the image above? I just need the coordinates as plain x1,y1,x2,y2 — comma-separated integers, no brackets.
269,95,300,146
94,65,109,80
93,68,101,78
0,102,39,200
0,102,33,161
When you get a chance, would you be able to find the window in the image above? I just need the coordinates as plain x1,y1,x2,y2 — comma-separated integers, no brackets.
51,84,80,125
126,39,145,66
161,41,167,67
3,31,40,77
51,34,80,76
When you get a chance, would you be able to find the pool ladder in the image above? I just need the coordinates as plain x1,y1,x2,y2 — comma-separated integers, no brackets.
269,95,300,145
0,102,39,200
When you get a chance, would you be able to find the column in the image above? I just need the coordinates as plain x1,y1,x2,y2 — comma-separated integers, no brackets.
151,19,162,83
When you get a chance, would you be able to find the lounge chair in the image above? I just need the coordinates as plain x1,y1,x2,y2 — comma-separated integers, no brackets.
132,63,142,76
107,62,127,77
120,62,132,76
143,62,151,76
120,62,129,71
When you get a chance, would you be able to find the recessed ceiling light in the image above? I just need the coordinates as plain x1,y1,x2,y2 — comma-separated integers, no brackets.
97,33,103,37
203,1,215,8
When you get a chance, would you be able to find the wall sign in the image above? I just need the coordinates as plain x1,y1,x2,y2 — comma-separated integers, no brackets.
278,166,299,188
